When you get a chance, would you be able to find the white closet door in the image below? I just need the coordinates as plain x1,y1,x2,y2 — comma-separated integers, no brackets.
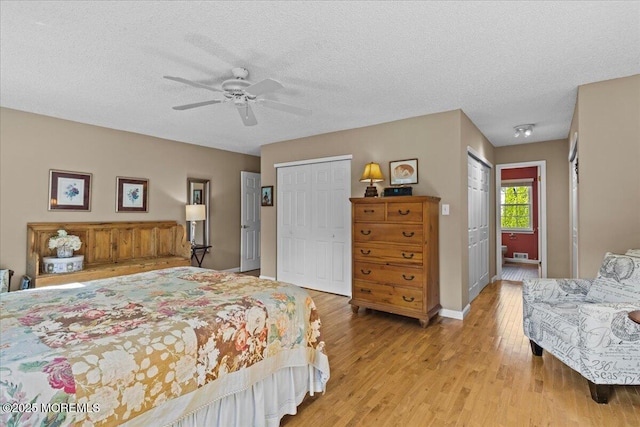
277,164,312,285
277,159,351,296
310,161,350,295
468,155,490,302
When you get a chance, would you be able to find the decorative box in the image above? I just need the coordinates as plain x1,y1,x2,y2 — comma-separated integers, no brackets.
42,255,84,274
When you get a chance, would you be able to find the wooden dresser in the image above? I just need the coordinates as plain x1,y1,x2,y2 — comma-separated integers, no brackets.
349,196,441,327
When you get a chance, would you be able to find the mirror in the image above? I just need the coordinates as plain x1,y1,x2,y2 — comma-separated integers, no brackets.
187,178,210,246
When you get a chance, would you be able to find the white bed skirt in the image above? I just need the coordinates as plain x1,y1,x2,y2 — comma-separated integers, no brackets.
123,363,326,427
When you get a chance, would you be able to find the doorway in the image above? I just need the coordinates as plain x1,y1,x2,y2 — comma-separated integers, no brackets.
495,161,547,280
240,171,261,272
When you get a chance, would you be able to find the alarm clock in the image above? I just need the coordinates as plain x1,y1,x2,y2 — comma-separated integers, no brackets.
383,186,413,197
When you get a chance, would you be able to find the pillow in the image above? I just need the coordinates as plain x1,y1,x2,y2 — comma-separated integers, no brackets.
626,249,640,258
0,269,9,293
585,277,640,303
585,252,640,303
596,252,640,283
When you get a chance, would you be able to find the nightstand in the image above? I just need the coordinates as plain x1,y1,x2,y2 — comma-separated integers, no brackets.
191,245,212,268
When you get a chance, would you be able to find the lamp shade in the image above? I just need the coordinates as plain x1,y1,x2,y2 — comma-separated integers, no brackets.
186,204,206,221
359,162,384,183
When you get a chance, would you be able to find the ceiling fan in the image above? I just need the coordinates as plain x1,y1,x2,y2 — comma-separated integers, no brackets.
164,67,311,126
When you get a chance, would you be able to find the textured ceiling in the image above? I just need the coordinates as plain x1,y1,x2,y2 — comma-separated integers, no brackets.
1,1,639,156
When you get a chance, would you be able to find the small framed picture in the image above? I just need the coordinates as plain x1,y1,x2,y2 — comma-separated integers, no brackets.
261,186,274,206
193,189,202,205
48,169,92,211
116,177,149,212
389,159,419,185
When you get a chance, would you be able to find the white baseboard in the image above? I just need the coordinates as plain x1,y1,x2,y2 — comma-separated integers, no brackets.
505,258,539,265
439,304,471,320
222,267,240,273
259,275,276,281
491,275,499,283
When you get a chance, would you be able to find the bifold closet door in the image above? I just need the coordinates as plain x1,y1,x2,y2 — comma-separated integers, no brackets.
468,154,490,302
277,160,351,296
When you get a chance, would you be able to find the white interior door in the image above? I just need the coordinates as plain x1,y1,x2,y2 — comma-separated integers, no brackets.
240,171,261,272
277,159,351,296
468,154,490,302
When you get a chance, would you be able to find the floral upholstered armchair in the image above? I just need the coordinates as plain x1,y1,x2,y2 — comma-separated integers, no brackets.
522,250,640,403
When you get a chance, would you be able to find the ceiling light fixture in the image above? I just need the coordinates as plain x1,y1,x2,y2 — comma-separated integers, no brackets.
514,124,534,138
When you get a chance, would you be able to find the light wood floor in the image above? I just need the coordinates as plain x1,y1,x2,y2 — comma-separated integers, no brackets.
281,280,640,426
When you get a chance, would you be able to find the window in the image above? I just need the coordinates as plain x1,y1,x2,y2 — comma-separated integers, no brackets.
500,181,533,231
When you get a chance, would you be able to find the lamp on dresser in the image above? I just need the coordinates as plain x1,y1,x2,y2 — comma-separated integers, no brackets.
185,204,206,246
360,162,384,197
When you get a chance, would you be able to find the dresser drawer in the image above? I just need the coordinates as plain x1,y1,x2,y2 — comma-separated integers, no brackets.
354,261,423,287
353,280,423,311
354,223,423,244
386,202,423,222
354,204,385,222
354,242,423,265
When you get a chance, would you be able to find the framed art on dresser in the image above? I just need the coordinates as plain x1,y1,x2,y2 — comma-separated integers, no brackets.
116,177,149,212
48,169,92,211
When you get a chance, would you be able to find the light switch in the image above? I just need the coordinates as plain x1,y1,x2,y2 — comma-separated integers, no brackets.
442,204,450,215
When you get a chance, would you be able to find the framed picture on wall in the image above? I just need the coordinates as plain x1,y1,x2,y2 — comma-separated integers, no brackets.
193,189,203,204
389,158,419,185
48,169,92,211
261,186,274,206
116,177,149,212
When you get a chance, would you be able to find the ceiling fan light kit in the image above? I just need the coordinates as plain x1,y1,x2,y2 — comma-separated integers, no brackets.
164,67,311,126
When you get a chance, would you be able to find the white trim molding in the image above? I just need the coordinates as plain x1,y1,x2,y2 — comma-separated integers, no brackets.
439,304,471,320
259,275,276,281
467,146,493,168
274,154,353,169
496,160,547,280
223,267,240,273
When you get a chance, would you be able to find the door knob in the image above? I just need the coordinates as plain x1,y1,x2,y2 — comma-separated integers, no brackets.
241,225,249,229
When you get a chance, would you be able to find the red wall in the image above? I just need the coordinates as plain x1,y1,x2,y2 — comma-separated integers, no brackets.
501,166,538,260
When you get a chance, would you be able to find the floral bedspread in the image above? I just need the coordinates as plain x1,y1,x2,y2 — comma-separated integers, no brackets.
0,267,328,426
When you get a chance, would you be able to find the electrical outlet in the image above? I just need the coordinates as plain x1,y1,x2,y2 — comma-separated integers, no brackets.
442,204,450,215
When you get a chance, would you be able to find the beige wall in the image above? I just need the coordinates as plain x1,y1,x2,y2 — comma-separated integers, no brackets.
575,74,640,276
0,108,260,289
261,109,495,313
494,139,570,278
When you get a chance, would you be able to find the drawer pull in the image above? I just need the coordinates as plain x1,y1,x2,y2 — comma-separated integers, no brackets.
360,249,371,255
398,209,410,215
402,231,415,237
360,288,372,294
402,296,415,302
402,252,414,259
402,274,415,281
364,209,375,213
360,269,372,275
360,230,372,235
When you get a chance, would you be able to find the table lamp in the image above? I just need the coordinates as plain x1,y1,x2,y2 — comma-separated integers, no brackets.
360,162,384,197
185,204,206,245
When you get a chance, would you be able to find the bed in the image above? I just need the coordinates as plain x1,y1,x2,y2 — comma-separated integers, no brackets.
0,267,330,426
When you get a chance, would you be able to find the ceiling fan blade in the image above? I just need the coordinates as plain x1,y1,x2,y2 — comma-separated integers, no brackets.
257,99,312,116
164,76,222,92
245,78,284,96
172,100,223,110
237,104,258,126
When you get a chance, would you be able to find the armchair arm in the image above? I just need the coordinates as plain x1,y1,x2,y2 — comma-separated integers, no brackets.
579,302,640,384
522,278,593,305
